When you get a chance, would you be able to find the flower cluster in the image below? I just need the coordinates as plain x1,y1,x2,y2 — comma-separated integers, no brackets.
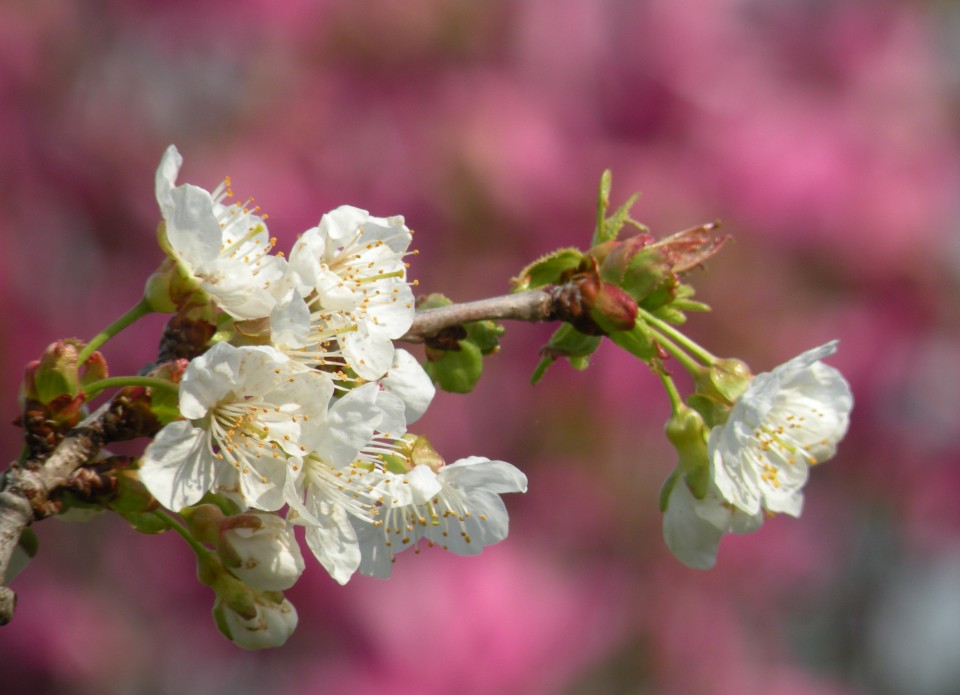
661,342,854,569
139,146,527,647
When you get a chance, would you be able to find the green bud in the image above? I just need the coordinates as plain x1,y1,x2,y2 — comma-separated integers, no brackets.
664,405,711,499
424,338,483,393
143,259,180,314
692,358,753,415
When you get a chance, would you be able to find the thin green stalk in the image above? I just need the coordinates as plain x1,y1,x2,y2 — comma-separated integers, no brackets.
656,368,684,413
636,306,718,366
78,298,154,365
152,508,211,559
83,376,179,400
642,322,704,377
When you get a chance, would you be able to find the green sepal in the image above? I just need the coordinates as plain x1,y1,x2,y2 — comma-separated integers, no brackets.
686,393,731,430
424,339,484,393
651,305,688,325
607,321,657,362
511,248,584,292
531,323,602,384
149,384,181,427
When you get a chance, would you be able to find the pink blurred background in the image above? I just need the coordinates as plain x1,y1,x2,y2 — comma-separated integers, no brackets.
3,1,960,693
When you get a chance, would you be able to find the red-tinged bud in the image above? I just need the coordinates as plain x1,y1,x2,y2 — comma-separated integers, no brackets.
23,339,83,404
589,280,639,333
548,264,639,336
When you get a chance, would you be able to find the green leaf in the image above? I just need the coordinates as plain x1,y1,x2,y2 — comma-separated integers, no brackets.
601,193,642,242
424,339,484,393
512,248,584,292
607,321,657,361
531,323,602,384
594,169,613,246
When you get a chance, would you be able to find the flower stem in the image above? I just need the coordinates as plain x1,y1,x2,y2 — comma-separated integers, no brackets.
78,298,154,365
636,306,718,366
153,508,211,559
83,376,179,400
641,323,703,377
656,368,684,413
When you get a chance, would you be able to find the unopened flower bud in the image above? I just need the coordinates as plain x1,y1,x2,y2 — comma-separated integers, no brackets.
588,280,639,333
664,405,711,500
218,512,305,592
213,591,298,650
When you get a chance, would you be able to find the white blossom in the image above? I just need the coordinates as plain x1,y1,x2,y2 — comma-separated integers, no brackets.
710,341,853,517
155,145,287,319
275,205,416,381
138,342,332,512
354,456,528,578
284,383,407,584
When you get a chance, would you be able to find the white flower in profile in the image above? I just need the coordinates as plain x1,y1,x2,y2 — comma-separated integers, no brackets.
139,342,332,512
283,382,405,585
354,453,528,578
154,145,287,319
275,205,416,381
710,341,853,517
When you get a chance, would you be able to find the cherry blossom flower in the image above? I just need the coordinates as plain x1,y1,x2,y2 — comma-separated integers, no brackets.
138,342,332,512
284,383,408,584
273,205,416,382
354,455,528,578
155,145,287,319
710,341,853,517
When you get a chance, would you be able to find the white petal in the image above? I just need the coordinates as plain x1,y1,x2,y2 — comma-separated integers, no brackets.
662,480,725,570
341,323,395,380
303,501,362,585
154,145,182,212
441,457,529,495
380,349,436,424
139,421,213,511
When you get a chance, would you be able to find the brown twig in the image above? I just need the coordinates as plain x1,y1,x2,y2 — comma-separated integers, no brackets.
399,288,558,343
0,404,109,624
